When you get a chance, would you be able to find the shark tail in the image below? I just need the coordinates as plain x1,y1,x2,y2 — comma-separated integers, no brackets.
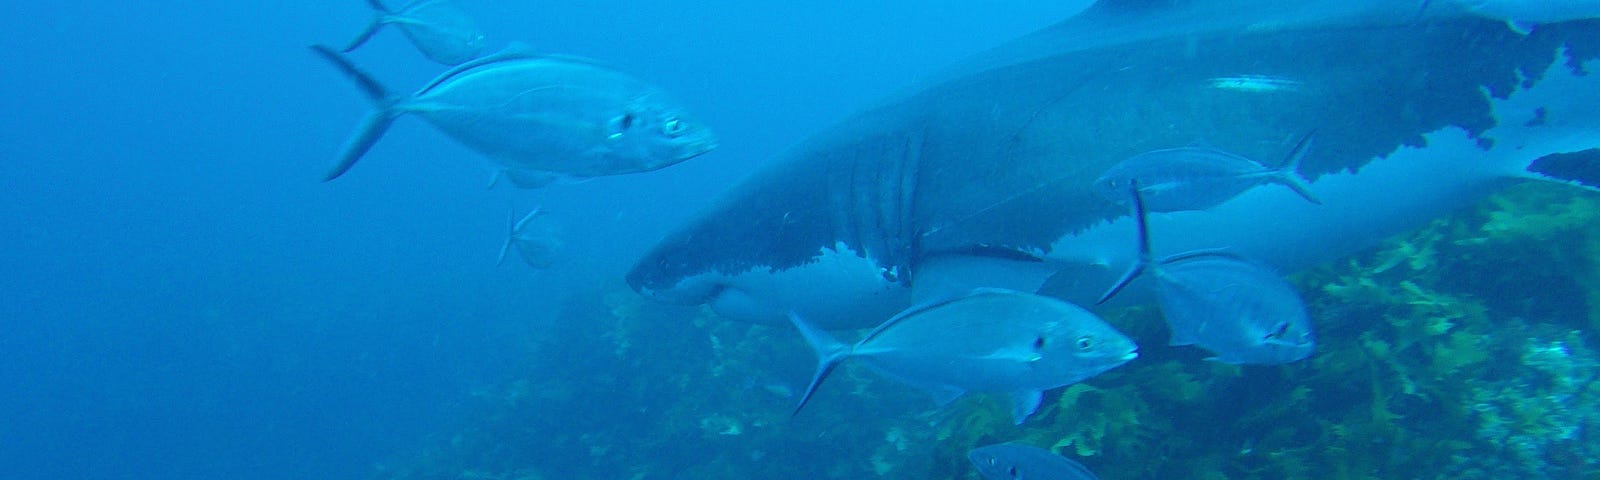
786,312,852,417
1097,179,1155,305
343,0,393,53
310,45,404,181
1524,150,1600,191
1274,130,1323,205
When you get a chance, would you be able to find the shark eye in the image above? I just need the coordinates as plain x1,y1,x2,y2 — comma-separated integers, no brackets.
986,457,997,466
1075,335,1095,351
662,118,686,136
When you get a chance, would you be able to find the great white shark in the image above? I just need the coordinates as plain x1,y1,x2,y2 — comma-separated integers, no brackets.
627,0,1600,330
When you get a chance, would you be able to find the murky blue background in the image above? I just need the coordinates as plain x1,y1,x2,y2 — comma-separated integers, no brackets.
0,2,1094,478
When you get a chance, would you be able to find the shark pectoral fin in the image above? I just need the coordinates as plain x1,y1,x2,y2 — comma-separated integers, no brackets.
1009,390,1045,425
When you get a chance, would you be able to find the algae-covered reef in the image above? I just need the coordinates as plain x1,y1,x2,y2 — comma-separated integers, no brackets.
375,185,1600,480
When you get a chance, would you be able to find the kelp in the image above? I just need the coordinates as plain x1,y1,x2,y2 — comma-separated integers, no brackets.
374,185,1600,480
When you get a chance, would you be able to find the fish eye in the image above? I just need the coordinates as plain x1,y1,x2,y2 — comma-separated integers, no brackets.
1007,466,1019,478
662,118,686,136
619,113,635,130
1075,335,1094,350
1033,335,1046,350
986,457,997,466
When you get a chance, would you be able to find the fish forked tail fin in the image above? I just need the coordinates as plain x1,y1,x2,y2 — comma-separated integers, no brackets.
309,44,403,181
1524,150,1600,191
1273,129,1323,205
1098,179,1154,305
497,206,544,266
343,0,393,53
786,312,851,417
496,208,516,266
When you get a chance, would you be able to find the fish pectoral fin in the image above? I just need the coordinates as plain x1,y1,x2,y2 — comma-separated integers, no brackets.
980,346,1041,363
1008,390,1045,425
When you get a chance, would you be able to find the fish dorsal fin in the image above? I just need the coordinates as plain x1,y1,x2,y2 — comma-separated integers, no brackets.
860,288,1023,344
416,43,615,95
417,42,543,94
1097,179,1154,305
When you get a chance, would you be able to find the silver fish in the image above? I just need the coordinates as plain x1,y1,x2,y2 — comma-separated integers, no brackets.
310,44,717,183
969,443,1101,480
788,288,1136,424
497,206,563,269
1098,180,1314,365
344,0,487,65
1093,131,1321,212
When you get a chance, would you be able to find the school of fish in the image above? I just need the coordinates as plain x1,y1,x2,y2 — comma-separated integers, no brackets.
307,0,1600,477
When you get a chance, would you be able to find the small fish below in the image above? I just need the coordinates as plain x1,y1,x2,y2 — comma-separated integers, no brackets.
968,443,1101,480
1093,130,1321,212
497,206,564,269
1207,74,1304,93
788,288,1137,424
309,44,717,184
1098,180,1315,365
344,0,487,65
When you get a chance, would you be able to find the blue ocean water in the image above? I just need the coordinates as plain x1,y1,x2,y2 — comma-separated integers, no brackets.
0,2,1086,478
